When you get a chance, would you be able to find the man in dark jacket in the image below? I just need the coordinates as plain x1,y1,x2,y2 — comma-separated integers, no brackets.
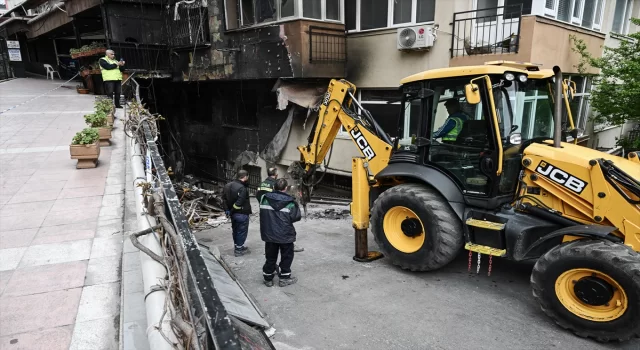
222,170,252,257
260,178,301,287
257,167,305,253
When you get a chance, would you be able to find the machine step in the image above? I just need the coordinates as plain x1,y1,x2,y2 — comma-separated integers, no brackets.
466,218,506,231
465,243,506,257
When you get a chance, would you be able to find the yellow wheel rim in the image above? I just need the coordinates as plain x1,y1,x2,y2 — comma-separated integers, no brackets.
555,268,628,322
383,206,425,253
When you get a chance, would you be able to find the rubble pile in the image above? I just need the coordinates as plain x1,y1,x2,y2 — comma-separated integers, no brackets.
174,175,228,231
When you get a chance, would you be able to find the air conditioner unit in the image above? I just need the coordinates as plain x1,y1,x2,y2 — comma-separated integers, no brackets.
397,26,435,51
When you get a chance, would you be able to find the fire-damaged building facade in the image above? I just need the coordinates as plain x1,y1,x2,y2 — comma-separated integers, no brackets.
145,0,349,190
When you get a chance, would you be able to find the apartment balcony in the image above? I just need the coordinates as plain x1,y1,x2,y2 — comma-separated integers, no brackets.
183,19,346,81
450,6,605,74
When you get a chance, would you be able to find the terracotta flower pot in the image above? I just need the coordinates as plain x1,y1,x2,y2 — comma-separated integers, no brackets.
98,127,112,146
70,142,100,169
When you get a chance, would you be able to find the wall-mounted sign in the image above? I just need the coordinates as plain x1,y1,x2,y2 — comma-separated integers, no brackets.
6,40,20,49
8,49,22,62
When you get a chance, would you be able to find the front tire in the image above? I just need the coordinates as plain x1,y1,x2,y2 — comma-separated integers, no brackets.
531,240,640,342
371,184,463,271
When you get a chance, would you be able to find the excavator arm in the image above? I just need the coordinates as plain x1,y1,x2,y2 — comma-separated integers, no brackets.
297,79,393,176
293,79,393,262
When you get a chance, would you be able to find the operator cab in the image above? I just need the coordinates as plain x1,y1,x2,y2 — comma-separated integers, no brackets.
392,62,570,209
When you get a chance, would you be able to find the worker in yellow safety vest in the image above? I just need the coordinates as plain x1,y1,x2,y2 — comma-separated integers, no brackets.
99,50,125,108
433,99,469,142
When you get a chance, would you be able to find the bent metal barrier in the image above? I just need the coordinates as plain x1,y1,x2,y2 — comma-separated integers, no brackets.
141,123,275,349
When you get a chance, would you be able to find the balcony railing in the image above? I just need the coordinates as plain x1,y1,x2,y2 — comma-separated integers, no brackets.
309,26,346,63
450,4,524,58
166,2,209,48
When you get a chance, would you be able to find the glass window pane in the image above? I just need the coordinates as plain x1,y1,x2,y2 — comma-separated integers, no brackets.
393,0,412,24
612,0,627,33
361,90,403,101
545,0,555,9
241,0,255,25
477,0,499,23
361,0,389,30
362,103,400,137
226,0,240,29
256,0,276,23
346,0,356,29
280,0,294,17
417,0,436,22
557,0,572,21
573,0,583,18
582,0,595,27
571,76,585,93
326,0,341,20
505,0,532,15
303,0,321,19
594,0,604,25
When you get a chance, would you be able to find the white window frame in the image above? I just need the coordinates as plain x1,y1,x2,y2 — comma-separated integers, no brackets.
539,0,606,31
612,0,633,34
565,75,592,135
348,0,436,33
225,0,344,31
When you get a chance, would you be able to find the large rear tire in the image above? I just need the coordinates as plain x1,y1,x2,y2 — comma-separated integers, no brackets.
531,240,640,342
371,184,463,271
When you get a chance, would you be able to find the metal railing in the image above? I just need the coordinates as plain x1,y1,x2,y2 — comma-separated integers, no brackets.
168,2,209,48
108,43,171,71
450,4,524,58
309,26,346,63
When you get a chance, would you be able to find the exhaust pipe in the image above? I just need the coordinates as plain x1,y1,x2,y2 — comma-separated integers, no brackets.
553,66,563,148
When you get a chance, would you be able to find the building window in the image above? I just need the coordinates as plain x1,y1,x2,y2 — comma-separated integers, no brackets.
565,75,593,135
612,0,633,34
543,0,605,31
339,89,403,137
347,0,436,32
225,0,343,30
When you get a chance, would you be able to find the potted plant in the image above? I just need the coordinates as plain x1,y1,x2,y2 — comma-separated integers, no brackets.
95,99,115,126
84,112,112,146
76,85,90,94
70,128,100,169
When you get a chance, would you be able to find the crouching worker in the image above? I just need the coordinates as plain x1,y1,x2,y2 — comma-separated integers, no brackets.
260,178,301,287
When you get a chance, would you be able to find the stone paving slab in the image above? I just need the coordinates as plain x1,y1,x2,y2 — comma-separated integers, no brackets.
0,78,127,350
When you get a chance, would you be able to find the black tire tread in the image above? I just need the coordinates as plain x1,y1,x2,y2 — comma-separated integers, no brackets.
371,183,463,272
531,239,640,342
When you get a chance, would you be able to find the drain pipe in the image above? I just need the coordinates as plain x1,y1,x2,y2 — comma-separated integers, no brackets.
128,135,177,349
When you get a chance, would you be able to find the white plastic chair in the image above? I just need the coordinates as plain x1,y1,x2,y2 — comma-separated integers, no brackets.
44,64,61,80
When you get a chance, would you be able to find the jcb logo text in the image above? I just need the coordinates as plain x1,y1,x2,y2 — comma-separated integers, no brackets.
536,161,587,194
350,127,376,160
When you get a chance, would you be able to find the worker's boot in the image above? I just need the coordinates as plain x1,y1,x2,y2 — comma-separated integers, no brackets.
278,276,298,287
264,280,274,287
234,246,250,257
293,244,305,252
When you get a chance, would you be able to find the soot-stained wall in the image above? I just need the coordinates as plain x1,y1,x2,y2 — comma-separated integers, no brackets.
146,78,291,180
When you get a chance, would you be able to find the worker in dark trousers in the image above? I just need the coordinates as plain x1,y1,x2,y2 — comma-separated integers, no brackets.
260,178,301,287
222,170,252,257
256,167,304,252
99,50,125,108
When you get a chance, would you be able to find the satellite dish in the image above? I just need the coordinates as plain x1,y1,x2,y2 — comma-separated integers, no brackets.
398,28,416,48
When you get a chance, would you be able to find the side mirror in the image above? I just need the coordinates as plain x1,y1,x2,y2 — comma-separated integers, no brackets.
465,84,481,105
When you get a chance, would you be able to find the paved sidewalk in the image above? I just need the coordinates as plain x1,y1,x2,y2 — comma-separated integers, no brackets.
0,78,126,350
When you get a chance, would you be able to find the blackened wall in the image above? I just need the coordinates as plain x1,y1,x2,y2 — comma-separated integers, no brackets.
146,78,290,180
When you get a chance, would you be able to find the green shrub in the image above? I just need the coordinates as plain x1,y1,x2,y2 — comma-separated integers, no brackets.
95,99,113,114
72,128,100,145
84,112,108,128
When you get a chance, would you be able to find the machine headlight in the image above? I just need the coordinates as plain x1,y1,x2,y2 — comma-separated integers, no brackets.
504,73,515,81
518,74,528,83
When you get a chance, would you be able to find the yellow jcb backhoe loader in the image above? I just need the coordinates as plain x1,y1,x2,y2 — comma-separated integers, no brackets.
291,61,640,342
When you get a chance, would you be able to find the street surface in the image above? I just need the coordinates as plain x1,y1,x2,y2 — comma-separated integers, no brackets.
200,204,640,350
0,78,126,349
